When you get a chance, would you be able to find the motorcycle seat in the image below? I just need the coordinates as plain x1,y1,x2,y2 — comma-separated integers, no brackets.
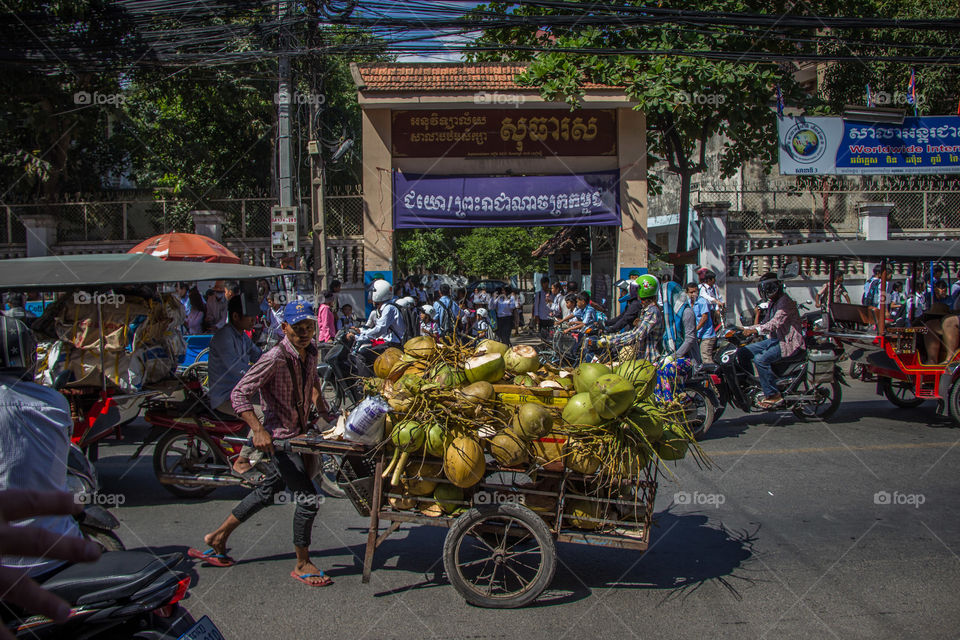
772,349,807,376
40,551,181,606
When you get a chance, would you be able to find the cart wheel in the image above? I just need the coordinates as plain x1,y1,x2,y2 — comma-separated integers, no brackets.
880,377,925,409
792,380,841,421
442,503,556,609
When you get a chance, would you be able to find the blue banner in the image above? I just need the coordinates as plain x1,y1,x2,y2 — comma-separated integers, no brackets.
393,170,621,228
778,115,960,175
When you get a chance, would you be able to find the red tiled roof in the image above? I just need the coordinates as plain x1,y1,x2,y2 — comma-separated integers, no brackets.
354,62,619,92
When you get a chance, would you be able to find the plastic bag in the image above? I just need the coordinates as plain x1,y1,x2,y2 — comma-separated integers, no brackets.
343,395,389,445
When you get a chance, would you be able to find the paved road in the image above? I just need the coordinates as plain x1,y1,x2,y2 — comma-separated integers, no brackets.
94,380,960,639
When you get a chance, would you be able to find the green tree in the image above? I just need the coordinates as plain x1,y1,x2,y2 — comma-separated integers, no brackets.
469,1,820,271
456,227,552,278
395,228,461,275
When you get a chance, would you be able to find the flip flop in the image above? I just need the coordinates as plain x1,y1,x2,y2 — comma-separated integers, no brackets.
188,548,235,567
758,398,785,409
290,570,333,587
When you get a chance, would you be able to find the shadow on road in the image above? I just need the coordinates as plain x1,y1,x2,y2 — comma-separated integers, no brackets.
324,509,757,607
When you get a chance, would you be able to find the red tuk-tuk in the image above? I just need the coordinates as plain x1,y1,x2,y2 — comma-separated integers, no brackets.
748,239,960,422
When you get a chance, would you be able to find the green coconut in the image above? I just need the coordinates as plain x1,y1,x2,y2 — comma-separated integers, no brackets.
656,425,689,461
566,498,602,530
558,377,574,390
431,364,467,388
475,339,509,356
391,420,425,451
489,429,529,467
561,392,603,426
397,373,423,395
573,362,612,394
434,484,465,513
503,345,540,374
512,403,553,440
374,347,404,379
512,374,536,387
444,436,486,488
404,335,437,359
627,405,664,443
425,422,448,457
565,440,601,475
615,360,658,400
464,353,506,384
589,374,637,419
455,381,495,404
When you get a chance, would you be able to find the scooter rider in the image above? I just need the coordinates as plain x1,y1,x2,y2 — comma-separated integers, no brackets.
600,274,664,361
353,279,406,369
603,279,642,333
741,272,805,408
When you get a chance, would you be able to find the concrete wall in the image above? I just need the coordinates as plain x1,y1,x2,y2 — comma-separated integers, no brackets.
361,108,394,273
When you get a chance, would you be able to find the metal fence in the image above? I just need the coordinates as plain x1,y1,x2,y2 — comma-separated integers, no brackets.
692,188,960,232
2,189,365,244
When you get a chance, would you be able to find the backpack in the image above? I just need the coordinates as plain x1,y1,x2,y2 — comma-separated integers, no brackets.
436,299,454,336
862,278,879,306
383,302,415,344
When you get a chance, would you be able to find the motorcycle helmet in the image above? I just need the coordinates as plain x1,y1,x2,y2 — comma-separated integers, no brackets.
396,296,416,308
0,316,37,379
477,307,488,318
420,304,435,318
635,274,659,299
757,273,783,300
370,279,393,303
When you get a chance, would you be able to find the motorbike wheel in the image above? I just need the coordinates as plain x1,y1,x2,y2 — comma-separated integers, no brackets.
153,431,218,498
849,361,864,380
679,382,716,439
314,454,346,499
320,374,344,414
945,379,960,426
791,380,842,421
84,528,125,552
880,377,925,409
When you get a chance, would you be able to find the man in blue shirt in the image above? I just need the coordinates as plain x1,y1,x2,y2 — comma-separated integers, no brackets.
690,283,717,363
433,284,461,339
207,296,263,479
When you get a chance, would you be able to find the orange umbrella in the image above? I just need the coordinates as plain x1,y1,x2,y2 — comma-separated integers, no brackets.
128,233,240,264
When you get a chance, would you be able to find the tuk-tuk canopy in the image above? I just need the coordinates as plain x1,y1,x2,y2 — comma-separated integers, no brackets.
746,240,960,262
0,253,301,291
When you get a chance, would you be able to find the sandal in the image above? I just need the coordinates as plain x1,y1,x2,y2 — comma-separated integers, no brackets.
758,397,784,409
290,570,333,587
188,548,235,567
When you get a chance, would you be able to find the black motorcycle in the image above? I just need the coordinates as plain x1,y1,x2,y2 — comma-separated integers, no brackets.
2,551,196,639
318,330,368,414
704,328,843,420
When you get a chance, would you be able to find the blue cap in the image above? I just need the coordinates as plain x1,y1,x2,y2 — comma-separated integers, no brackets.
283,300,314,325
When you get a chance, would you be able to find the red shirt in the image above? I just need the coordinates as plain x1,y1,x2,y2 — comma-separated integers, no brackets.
317,304,336,343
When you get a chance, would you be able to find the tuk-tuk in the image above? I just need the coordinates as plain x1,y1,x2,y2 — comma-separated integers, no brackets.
0,253,299,457
748,239,960,423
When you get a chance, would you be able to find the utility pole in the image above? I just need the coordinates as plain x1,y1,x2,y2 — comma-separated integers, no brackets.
309,88,328,298
277,0,293,209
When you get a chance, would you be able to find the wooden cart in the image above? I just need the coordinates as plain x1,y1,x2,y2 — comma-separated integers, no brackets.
285,430,658,609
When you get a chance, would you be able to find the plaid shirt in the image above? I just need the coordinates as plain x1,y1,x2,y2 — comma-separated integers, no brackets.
231,337,319,440
608,302,664,362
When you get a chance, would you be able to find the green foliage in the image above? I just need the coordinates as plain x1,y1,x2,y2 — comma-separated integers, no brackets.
819,0,960,116
396,227,553,278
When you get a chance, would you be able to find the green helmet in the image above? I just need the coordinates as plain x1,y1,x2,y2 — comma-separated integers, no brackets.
635,274,658,299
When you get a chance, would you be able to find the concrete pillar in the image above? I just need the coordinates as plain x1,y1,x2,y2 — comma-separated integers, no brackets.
616,107,648,279
858,201,892,275
191,210,226,242
361,108,393,281
695,201,730,299
20,213,57,257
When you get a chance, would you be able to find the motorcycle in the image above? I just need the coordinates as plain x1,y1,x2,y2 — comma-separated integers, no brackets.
704,327,843,420
66,444,124,552
319,330,365,413
133,371,345,500
2,550,196,639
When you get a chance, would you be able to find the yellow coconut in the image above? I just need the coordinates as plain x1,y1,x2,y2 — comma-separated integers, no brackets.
443,435,486,488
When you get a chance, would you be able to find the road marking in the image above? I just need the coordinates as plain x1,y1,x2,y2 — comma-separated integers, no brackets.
708,441,958,456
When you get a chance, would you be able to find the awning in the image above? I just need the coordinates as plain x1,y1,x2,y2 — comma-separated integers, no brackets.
0,254,301,291
746,239,960,261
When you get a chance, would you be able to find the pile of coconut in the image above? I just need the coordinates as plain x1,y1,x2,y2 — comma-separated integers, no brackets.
364,336,702,525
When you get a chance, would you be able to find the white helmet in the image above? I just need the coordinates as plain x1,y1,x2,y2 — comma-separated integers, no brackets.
477,307,488,318
420,304,436,318
396,296,415,308
371,279,393,303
